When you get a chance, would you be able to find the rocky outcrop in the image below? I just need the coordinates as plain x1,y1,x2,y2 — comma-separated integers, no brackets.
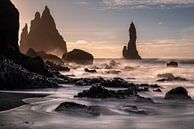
75,85,137,99
20,6,67,57
0,55,58,89
46,61,70,72
165,87,192,100
122,22,141,59
0,0,67,89
26,48,64,64
0,0,20,52
63,49,94,65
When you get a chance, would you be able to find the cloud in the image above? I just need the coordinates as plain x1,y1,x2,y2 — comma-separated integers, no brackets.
102,0,194,9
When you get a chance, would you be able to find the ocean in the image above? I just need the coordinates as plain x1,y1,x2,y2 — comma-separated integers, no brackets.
0,58,194,129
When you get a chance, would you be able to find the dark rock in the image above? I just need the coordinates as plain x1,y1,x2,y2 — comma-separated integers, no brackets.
73,77,105,86
26,48,39,58
26,48,64,64
72,77,157,93
63,49,94,65
118,105,147,115
75,85,137,99
0,55,58,89
38,51,64,64
165,87,192,100
153,89,162,92
105,70,121,74
135,96,154,103
3,49,53,77
84,68,97,73
167,61,178,67
46,61,70,72
0,0,20,52
157,73,187,82
101,77,133,88
55,102,100,116
0,1,70,89
20,6,67,57
137,84,149,92
123,22,141,59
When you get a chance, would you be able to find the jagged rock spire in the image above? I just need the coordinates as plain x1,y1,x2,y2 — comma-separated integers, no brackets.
122,22,141,59
20,24,28,52
19,6,67,57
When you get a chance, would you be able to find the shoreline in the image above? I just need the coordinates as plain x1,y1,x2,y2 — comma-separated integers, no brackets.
0,92,49,112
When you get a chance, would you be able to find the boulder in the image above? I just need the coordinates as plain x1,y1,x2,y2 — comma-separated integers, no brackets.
20,6,67,57
55,102,100,116
122,22,141,59
167,61,178,67
165,87,192,100
63,49,94,65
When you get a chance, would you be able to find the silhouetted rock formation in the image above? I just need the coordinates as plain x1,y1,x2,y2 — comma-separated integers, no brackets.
63,49,94,65
0,0,66,89
20,6,67,57
0,0,19,52
26,48,64,64
165,87,192,100
122,22,141,59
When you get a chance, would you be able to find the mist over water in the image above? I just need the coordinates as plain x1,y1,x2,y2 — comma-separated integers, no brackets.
1,58,194,129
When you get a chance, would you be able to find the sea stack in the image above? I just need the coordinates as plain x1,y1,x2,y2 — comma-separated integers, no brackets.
20,6,67,57
122,22,141,59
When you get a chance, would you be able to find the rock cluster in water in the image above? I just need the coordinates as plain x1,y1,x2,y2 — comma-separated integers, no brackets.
63,49,94,65
20,6,67,57
122,22,141,59
75,85,137,99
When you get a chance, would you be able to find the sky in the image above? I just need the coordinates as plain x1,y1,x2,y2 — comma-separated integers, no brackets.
11,0,194,58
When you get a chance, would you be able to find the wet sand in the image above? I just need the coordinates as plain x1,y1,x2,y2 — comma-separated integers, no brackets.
0,91,49,111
